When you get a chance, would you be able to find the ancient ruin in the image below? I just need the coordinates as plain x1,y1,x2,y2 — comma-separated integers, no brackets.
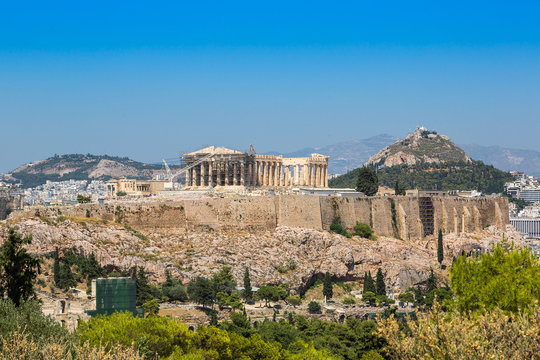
183,146,329,188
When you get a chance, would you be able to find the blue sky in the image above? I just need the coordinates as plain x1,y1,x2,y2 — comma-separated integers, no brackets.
1,1,539,172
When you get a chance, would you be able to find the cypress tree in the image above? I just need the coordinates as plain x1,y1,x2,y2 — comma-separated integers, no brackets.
53,248,60,286
356,167,379,196
375,268,386,296
242,266,253,302
363,271,376,294
437,229,444,266
322,272,333,301
426,268,437,293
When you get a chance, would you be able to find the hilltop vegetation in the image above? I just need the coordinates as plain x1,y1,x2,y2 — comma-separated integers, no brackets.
9,153,170,188
330,160,513,193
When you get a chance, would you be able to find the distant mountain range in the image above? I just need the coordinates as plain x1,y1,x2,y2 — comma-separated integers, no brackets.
265,134,399,174
4,134,539,189
269,134,540,178
459,144,540,178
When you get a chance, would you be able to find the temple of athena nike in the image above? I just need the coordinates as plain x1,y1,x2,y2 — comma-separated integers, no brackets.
183,146,329,188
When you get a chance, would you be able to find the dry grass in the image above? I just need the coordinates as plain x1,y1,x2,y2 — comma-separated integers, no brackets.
0,329,144,360
377,302,540,360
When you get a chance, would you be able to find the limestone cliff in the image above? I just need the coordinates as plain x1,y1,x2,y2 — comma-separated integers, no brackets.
0,216,523,294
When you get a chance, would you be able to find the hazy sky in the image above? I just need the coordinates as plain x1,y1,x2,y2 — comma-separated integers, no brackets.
1,1,539,172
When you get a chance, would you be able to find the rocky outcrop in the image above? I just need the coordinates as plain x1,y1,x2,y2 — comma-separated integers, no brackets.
0,216,524,294
366,127,471,167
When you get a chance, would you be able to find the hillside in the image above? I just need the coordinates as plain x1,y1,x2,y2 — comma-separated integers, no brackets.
330,161,513,194
366,127,471,167
8,154,172,188
330,128,514,193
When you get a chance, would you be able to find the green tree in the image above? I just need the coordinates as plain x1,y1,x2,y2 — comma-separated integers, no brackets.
211,265,236,296
322,272,333,301
363,271,376,294
77,194,91,203
307,301,321,313
394,180,405,196
162,270,187,302
0,299,70,347
242,266,253,302
398,291,414,303
188,276,215,308
362,291,376,306
0,229,41,306
437,229,444,266
375,268,386,296
426,268,437,293
132,266,153,306
356,167,379,196
143,299,160,316
53,248,60,286
450,240,540,313
257,285,287,307
285,295,302,307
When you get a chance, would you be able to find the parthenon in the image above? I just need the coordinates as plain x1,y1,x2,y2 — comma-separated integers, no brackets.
183,146,329,188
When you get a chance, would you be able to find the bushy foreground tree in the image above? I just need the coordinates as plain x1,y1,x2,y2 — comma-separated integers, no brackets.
78,312,335,359
0,229,41,306
450,240,540,313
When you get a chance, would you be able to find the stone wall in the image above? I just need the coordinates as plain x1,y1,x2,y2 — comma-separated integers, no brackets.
13,195,509,239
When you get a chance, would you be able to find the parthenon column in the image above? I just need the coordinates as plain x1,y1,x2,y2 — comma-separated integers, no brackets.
240,162,245,186
200,162,206,186
261,162,266,186
186,168,191,187
279,165,284,186
269,163,274,186
324,165,328,187
317,165,322,187
224,162,229,186
231,163,237,185
284,166,290,187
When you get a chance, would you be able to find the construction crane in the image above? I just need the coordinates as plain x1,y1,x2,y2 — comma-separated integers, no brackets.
161,152,217,190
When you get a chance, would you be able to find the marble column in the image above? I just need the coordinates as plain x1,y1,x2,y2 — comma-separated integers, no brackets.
240,162,245,186
279,165,284,186
317,165,322,187
261,162,266,186
324,165,329,187
200,162,206,186
274,163,279,186
186,168,191,187
224,161,229,186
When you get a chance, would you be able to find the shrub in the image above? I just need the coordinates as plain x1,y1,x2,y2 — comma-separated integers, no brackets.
307,301,321,314
354,222,375,239
342,297,356,305
0,300,71,346
285,296,302,307
378,302,540,360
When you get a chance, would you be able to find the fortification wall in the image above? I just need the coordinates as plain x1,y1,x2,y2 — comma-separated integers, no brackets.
12,195,509,239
